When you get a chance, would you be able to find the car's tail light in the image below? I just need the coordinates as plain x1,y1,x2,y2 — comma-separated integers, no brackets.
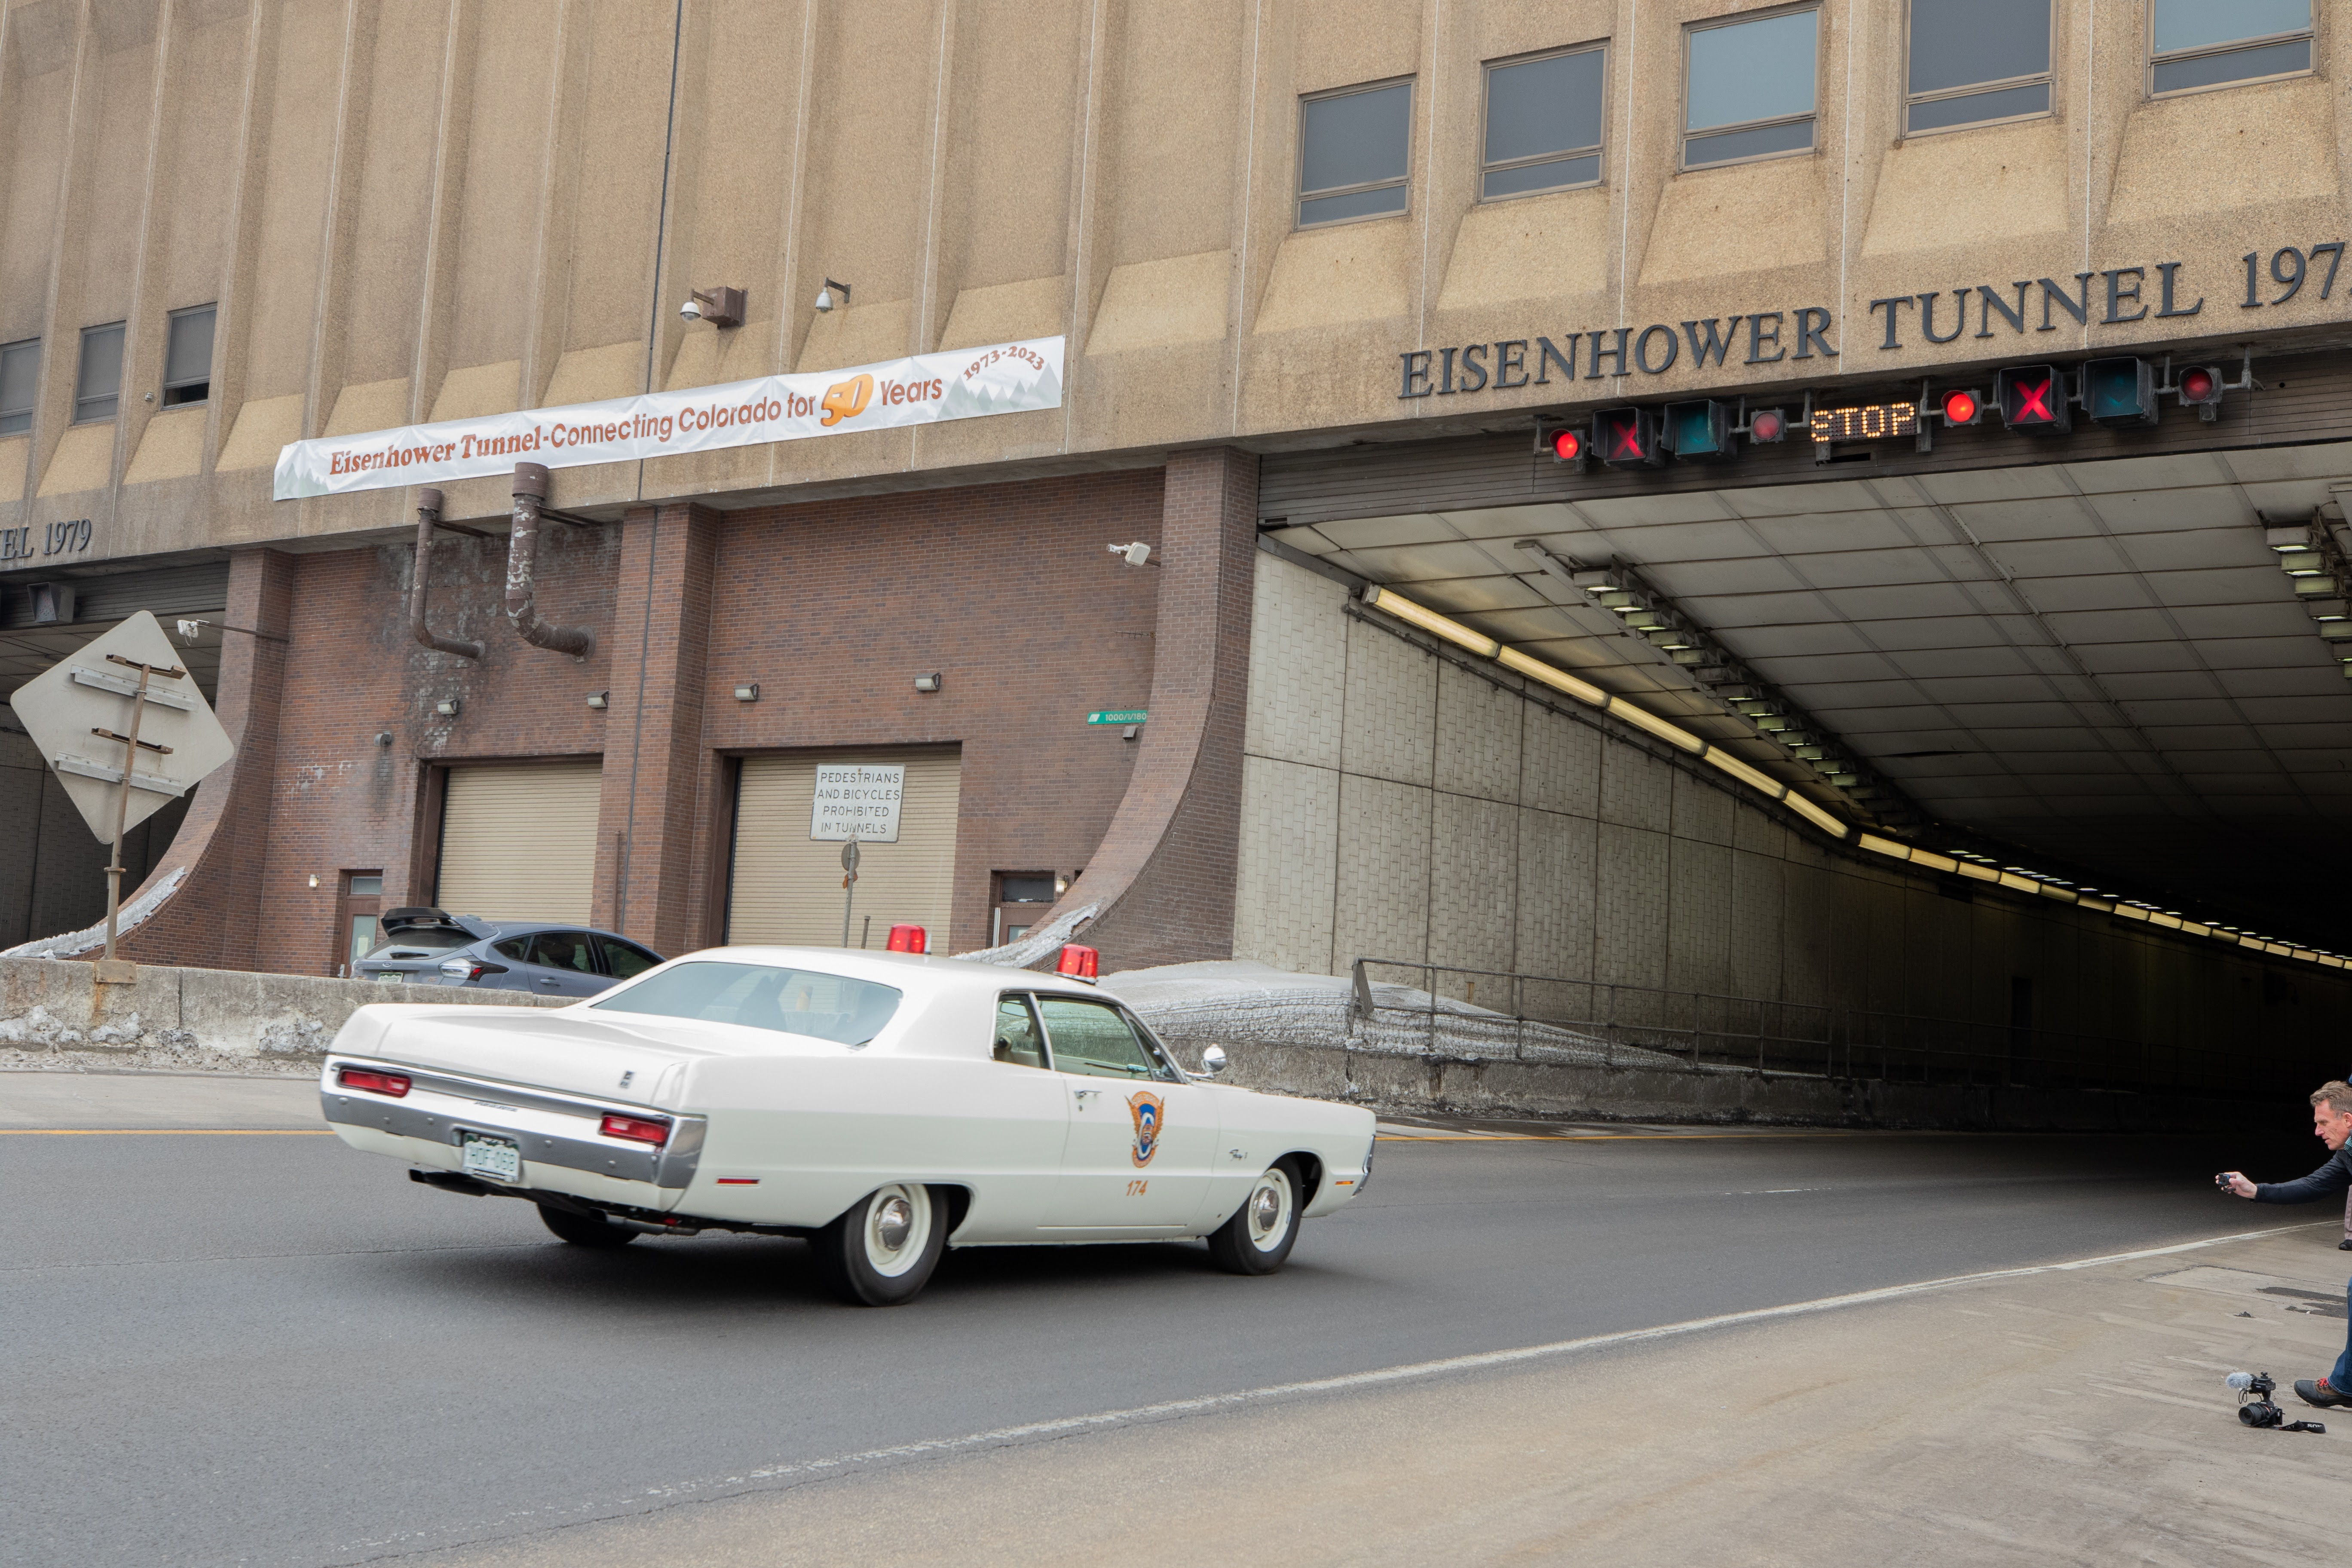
338,1067,411,1098
440,957,486,981
600,1113,671,1145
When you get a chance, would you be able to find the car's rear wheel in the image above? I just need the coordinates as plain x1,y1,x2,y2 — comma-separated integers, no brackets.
1206,1158,1302,1275
811,1183,945,1305
537,1202,637,1248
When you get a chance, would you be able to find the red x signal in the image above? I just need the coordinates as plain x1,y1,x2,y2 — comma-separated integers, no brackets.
1996,365,2070,433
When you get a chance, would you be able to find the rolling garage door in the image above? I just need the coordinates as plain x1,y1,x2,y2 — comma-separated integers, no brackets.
728,747,961,950
434,760,603,922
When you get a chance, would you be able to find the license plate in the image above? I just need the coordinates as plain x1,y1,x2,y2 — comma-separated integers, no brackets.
460,1132,522,1183
375,971,406,985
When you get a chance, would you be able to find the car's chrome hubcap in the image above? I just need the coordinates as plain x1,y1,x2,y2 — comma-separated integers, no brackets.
874,1195,913,1253
1252,1188,1280,1231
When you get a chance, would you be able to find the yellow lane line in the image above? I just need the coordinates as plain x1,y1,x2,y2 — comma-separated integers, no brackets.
0,1128,335,1136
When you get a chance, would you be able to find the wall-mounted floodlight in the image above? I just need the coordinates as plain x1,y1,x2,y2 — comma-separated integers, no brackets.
812,279,852,313
913,673,942,693
734,683,759,702
586,691,609,710
679,287,745,328
434,698,461,717
1108,541,1153,567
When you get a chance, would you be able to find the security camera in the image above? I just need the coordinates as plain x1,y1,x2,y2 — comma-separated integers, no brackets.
813,278,852,314
679,297,701,323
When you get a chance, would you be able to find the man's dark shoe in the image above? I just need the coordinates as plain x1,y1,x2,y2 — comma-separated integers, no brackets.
2294,1378,2352,1408
2338,1239,2352,1250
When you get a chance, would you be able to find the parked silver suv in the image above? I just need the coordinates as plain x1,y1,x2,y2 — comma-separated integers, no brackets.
353,907,663,998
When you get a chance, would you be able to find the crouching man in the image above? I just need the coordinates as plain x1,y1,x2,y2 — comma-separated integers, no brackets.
2220,1081,2352,1407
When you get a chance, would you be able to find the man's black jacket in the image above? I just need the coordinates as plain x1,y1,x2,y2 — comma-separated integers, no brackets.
2255,1147,2352,1202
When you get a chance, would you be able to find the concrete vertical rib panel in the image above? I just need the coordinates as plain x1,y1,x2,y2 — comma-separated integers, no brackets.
1045,447,1256,971
119,549,296,969
1231,753,1339,976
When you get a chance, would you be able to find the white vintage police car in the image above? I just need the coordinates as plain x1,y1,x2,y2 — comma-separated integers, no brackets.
320,948,1377,1304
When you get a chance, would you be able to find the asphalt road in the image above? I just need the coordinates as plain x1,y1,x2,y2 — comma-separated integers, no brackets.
0,1076,2311,1566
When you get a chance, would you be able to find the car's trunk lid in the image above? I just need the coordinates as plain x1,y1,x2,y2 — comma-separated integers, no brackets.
333,1003,723,1108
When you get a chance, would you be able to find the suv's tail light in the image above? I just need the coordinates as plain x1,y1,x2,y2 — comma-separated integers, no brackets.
600,1113,671,1145
338,1067,411,1098
440,957,487,982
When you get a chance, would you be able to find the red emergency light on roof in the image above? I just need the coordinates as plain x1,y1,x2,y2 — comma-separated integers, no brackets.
885,924,926,953
1056,943,1099,981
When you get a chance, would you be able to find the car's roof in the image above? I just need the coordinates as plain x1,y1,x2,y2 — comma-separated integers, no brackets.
664,946,1110,1002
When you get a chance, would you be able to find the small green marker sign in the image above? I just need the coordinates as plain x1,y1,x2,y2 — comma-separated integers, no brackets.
1087,710,1148,725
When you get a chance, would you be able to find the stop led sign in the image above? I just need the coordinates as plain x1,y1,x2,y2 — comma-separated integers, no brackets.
1995,365,2070,434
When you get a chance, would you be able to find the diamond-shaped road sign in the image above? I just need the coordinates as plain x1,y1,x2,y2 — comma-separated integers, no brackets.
9,610,235,841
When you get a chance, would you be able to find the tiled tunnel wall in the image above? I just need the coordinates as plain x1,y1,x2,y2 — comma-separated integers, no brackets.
1233,549,2350,1065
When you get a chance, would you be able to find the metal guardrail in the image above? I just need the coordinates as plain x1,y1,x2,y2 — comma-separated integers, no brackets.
1348,957,2286,1097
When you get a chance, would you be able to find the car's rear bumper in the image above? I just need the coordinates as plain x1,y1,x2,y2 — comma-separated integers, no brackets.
320,1054,706,1207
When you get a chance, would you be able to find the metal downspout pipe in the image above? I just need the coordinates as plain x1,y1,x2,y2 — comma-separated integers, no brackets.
506,462,596,659
410,488,484,660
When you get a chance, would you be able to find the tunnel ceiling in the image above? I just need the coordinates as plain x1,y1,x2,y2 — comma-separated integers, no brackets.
1268,442,2352,948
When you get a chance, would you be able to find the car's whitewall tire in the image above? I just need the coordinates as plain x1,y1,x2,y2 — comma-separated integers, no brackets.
814,1183,946,1305
1206,1158,1302,1275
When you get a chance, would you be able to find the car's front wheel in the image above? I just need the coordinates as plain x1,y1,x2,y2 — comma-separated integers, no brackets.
811,1183,945,1305
1206,1158,1302,1275
537,1202,637,1248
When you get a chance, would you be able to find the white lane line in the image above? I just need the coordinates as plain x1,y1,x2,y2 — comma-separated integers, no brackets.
334,1221,2322,1559
640,1223,2319,1498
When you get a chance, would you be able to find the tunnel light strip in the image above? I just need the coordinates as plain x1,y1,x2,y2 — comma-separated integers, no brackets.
1853,832,2344,969
1362,585,1845,839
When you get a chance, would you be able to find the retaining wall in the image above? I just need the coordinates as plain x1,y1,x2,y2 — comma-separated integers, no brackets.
0,956,560,1069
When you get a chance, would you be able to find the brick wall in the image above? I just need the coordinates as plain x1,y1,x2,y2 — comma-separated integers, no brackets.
122,468,1166,974
1233,550,2352,1058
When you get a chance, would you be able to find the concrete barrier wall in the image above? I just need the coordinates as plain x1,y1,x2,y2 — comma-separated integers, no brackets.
0,956,561,1069
1201,1034,2247,1134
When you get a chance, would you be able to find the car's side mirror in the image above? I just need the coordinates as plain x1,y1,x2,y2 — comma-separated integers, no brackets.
1199,1044,1228,1077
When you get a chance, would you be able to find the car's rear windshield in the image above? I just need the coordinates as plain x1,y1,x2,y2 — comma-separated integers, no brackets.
363,929,470,958
592,961,903,1045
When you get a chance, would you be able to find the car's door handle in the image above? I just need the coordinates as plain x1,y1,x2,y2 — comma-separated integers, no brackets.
1072,1088,1100,1101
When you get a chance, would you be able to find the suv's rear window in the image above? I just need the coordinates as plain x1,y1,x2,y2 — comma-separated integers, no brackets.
592,961,902,1044
364,929,470,958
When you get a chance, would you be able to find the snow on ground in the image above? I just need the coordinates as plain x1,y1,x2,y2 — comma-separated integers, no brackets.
1107,960,1682,1069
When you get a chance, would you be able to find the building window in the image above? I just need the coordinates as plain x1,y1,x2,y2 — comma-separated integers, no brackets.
162,305,215,408
2150,0,2311,96
74,323,124,424
1481,46,1606,199
0,339,34,436
1297,79,1412,227
1683,6,1819,170
1906,0,2052,134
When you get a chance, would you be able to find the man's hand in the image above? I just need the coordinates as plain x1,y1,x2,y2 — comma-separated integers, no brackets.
2220,1171,2257,1198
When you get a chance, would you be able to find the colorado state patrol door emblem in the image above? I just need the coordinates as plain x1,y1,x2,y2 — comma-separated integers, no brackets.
1127,1091,1164,1167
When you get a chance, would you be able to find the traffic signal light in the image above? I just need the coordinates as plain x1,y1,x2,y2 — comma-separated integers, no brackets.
1594,407,1664,468
1664,400,1732,460
2083,357,2158,428
1541,423,1586,468
1995,365,2070,433
1938,388,1983,426
1745,407,1790,443
2177,364,2224,422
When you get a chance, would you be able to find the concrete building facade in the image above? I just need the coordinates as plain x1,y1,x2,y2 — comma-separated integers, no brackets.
2,0,2349,1074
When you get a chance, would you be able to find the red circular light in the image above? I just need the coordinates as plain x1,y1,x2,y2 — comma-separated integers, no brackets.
2181,367,2216,402
1552,429,1582,461
1942,389,1978,424
1750,410,1784,441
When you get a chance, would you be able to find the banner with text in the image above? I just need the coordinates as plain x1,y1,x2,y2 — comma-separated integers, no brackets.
273,337,1065,500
